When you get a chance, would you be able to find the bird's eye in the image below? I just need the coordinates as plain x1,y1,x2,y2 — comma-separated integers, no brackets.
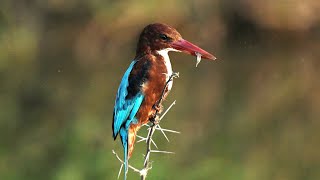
159,34,168,40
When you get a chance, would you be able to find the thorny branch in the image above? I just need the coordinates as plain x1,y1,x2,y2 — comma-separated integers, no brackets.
113,72,180,180
141,72,179,180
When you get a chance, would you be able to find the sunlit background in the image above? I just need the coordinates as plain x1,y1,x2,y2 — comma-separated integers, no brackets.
1,0,320,179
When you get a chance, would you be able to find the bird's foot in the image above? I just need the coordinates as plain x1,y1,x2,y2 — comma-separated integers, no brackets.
149,114,160,125
152,103,163,112
171,72,179,79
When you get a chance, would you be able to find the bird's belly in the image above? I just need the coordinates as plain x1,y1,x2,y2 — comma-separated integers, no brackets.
137,79,169,125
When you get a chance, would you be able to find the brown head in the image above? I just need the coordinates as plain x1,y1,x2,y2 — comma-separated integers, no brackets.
135,23,216,60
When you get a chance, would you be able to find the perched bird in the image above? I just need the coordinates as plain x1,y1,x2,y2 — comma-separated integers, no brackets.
112,23,216,179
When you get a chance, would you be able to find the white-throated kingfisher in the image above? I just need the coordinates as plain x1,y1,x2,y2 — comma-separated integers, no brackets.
112,23,216,179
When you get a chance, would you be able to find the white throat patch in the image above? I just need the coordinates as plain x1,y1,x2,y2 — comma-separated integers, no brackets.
156,48,180,79
156,48,180,91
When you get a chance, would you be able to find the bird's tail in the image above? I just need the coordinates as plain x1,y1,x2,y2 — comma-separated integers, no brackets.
119,127,129,180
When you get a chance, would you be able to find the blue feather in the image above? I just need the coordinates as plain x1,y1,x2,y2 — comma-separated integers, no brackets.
113,61,145,180
113,61,137,137
119,127,128,180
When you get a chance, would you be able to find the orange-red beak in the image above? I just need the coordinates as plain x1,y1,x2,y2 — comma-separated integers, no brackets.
172,39,216,60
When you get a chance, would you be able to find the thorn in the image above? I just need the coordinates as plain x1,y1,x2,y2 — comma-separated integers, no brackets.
150,150,175,154
156,124,170,142
136,135,147,143
160,100,176,120
151,139,158,149
136,135,145,139
117,163,123,179
112,150,140,173
154,127,180,134
137,138,146,143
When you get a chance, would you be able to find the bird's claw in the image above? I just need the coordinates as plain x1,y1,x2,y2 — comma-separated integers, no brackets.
149,115,159,125
153,103,163,112
171,72,179,79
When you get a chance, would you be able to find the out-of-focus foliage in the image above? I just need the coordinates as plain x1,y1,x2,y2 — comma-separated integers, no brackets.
0,0,319,180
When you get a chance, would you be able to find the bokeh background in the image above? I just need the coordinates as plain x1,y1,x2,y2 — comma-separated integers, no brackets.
1,0,320,180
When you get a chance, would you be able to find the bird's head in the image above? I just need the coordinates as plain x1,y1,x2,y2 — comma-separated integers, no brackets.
136,23,216,60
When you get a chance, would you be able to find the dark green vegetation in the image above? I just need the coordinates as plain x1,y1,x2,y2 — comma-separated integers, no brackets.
1,1,319,179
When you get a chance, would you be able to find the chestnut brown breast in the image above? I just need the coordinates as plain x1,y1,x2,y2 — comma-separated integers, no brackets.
132,54,169,125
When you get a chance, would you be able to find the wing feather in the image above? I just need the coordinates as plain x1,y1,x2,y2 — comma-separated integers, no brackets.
112,61,145,139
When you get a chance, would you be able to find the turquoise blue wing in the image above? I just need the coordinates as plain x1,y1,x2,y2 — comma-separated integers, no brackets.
112,61,145,139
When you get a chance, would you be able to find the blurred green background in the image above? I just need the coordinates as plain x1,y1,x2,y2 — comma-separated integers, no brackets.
1,0,320,180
